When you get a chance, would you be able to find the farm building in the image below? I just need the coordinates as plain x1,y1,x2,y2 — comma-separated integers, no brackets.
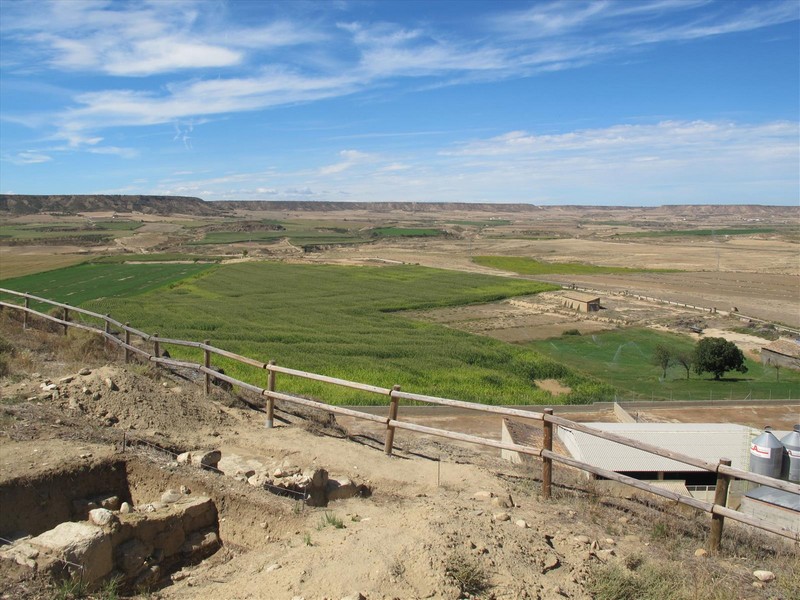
761,339,800,371
560,291,600,312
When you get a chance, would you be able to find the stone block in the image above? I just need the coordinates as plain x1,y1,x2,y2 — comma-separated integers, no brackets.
28,522,112,584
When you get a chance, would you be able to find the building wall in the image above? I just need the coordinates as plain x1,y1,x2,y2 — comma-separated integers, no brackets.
761,349,800,371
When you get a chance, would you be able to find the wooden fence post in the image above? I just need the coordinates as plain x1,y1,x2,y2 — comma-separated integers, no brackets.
708,458,732,552
265,360,276,428
23,295,29,329
384,385,401,456
62,304,69,335
542,408,554,499
203,340,211,396
153,333,160,365
124,323,131,363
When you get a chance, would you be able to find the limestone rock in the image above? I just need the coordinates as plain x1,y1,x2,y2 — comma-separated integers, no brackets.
28,522,112,584
515,519,529,528
99,496,120,511
103,377,118,391
161,489,183,504
493,512,510,522
88,508,117,527
119,502,132,514
115,538,152,577
474,491,493,500
753,570,775,582
574,535,590,544
326,478,358,501
694,549,707,557
79,368,91,376
193,450,222,469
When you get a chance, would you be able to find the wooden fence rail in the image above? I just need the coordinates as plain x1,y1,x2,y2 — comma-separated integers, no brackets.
1,287,798,548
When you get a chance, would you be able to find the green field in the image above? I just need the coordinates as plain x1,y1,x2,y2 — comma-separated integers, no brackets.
88,253,226,264
621,227,778,238
0,263,213,306
0,220,142,244
369,227,444,238
473,256,673,276
1,262,618,405
528,328,800,401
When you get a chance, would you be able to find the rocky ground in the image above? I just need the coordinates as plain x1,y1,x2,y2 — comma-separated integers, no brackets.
0,318,798,600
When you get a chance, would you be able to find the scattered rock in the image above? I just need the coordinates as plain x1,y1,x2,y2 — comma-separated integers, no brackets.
618,517,629,524
515,519,529,528
161,489,183,504
694,549,707,557
491,496,511,509
753,570,775,583
474,491,493,500
542,555,560,574
79,368,92,376
58,376,74,384
493,512,511,522
103,377,118,391
88,508,117,527
341,593,366,600
119,502,132,514
574,535,590,545
265,564,281,573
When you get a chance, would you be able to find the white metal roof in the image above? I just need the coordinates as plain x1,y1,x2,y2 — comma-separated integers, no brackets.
557,423,755,473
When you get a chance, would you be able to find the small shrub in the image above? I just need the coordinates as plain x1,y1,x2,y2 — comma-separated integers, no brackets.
303,532,312,546
0,335,14,355
0,354,9,378
445,553,489,597
588,562,682,600
318,512,345,530
562,328,581,336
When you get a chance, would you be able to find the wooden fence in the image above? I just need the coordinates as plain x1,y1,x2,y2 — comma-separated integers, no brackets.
1,287,798,549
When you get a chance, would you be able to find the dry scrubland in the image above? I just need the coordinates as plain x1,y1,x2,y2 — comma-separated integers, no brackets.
1,200,799,599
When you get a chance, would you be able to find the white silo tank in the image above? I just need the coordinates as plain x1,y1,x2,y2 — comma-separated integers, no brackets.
749,427,784,478
780,424,800,483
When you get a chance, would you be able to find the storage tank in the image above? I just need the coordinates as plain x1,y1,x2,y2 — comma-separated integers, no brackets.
749,427,784,478
780,424,800,483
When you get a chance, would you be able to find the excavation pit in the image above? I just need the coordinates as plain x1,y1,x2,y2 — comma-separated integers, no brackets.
0,454,300,593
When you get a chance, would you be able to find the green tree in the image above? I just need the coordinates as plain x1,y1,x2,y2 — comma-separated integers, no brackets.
651,344,673,378
693,337,748,380
674,350,693,380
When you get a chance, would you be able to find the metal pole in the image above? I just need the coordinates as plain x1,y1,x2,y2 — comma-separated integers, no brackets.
153,333,160,366
124,323,131,363
542,408,554,499
708,458,732,553
23,295,29,329
265,360,276,428
63,304,69,335
384,385,401,456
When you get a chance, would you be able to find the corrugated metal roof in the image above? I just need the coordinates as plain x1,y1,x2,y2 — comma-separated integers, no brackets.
745,486,800,511
762,339,800,359
557,423,754,473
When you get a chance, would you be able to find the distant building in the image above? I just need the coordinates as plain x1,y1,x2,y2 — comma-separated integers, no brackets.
560,291,600,312
761,339,800,371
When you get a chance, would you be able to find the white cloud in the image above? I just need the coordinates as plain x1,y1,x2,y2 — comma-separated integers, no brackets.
5,151,52,165
319,149,375,175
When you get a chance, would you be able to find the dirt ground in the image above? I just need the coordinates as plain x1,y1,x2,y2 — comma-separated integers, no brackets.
1,321,798,600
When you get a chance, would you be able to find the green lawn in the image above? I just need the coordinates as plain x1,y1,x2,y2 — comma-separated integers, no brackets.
528,328,800,401
472,256,674,276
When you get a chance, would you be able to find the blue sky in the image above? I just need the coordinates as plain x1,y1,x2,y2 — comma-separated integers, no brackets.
0,0,798,205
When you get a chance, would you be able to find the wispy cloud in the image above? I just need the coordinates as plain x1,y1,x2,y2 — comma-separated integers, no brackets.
4,151,52,165
319,149,375,175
